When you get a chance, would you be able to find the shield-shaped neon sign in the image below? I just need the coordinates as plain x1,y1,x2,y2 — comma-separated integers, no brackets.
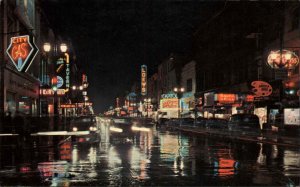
6,35,39,72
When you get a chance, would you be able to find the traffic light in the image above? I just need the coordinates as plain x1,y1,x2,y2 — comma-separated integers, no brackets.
284,81,297,96
51,76,58,91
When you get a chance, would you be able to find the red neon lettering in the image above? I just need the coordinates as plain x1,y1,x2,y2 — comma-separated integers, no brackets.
11,43,28,60
12,37,27,44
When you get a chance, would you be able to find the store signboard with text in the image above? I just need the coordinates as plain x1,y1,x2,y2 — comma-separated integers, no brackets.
6,35,39,72
141,65,147,95
40,89,65,96
160,98,178,109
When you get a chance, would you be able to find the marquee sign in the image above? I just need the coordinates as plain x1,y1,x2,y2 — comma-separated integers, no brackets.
160,98,178,109
40,89,65,96
161,93,177,99
6,35,39,72
267,49,299,69
141,65,147,96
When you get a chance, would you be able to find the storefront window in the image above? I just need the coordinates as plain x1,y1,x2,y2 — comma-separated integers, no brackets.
6,92,16,114
18,96,31,115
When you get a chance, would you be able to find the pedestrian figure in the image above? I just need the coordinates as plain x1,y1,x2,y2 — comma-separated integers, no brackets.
4,111,12,132
13,111,25,147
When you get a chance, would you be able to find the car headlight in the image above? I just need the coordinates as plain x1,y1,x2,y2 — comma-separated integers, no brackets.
72,127,78,132
89,126,97,131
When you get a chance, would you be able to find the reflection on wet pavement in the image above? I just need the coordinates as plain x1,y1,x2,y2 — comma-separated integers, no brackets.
0,121,299,186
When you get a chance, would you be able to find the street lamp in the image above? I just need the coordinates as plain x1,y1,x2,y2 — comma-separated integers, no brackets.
60,43,68,53
83,82,89,89
43,43,51,52
43,42,68,119
174,86,185,125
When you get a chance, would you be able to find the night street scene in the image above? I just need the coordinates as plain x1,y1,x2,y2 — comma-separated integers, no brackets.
0,0,300,186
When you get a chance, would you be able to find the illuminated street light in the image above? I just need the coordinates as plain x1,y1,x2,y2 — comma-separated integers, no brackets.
60,43,68,53
43,43,51,52
72,85,77,90
83,82,89,89
43,42,68,120
79,86,83,90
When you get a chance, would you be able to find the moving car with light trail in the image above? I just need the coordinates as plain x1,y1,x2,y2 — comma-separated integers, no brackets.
70,115,100,143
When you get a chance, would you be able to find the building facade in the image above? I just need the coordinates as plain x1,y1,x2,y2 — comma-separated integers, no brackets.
0,0,41,120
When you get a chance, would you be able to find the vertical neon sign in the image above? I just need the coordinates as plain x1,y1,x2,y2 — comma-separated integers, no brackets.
141,65,147,96
65,53,70,92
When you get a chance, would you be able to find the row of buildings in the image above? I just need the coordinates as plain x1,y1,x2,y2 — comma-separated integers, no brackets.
0,0,92,126
112,2,300,128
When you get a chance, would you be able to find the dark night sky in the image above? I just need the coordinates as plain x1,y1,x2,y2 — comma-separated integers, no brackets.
42,0,223,113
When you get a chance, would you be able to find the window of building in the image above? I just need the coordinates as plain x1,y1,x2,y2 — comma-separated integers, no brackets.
291,7,300,31
186,78,192,92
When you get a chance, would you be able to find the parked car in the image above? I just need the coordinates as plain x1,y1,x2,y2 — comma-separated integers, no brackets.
157,118,169,126
228,114,260,132
180,118,195,126
195,117,208,127
166,118,180,126
205,118,228,129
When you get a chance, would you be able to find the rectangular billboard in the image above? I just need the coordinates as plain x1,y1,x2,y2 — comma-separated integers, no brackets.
284,108,300,125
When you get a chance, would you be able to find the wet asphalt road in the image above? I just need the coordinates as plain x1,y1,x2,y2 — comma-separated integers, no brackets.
0,121,299,186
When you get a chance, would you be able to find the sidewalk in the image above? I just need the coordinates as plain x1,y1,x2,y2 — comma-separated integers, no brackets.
166,125,300,147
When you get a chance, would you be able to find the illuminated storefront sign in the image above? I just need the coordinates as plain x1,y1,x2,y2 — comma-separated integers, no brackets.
60,104,76,108
251,81,272,97
160,98,178,109
254,107,267,129
141,65,147,95
6,35,39,72
40,89,65,96
215,94,236,104
284,108,300,125
161,93,177,99
65,53,70,91
245,95,254,102
267,49,299,69
76,102,93,107
181,92,194,110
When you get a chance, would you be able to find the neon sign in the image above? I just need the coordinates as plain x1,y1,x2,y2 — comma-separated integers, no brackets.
6,35,38,72
65,53,70,91
251,81,272,97
215,94,236,103
160,98,178,109
40,89,65,96
267,49,299,69
141,65,147,95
